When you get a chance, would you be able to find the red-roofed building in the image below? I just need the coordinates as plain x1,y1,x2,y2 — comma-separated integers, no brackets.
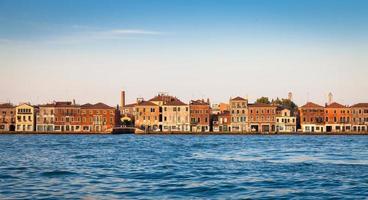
324,102,352,132
189,99,211,132
248,103,277,132
54,101,81,132
299,102,325,132
81,103,116,133
162,97,190,132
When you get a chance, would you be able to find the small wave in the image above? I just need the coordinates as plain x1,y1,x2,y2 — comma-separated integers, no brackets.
0,174,17,179
40,170,78,177
2,166,28,171
73,155,97,159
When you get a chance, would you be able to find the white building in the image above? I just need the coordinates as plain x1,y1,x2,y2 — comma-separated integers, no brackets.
276,108,296,133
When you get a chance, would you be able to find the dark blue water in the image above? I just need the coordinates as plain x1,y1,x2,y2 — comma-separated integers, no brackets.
0,135,367,199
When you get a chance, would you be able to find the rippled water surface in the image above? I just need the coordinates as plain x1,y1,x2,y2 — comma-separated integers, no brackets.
0,134,368,199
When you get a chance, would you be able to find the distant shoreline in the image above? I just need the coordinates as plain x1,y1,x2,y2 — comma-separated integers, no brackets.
1,131,368,135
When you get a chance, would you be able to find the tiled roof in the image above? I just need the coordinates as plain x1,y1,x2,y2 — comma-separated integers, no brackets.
300,102,324,108
190,100,209,105
231,96,246,101
136,101,158,106
54,101,79,107
39,103,56,107
123,103,137,108
149,95,177,102
249,103,276,108
164,99,187,106
326,102,347,108
82,103,114,109
350,103,368,108
0,103,14,108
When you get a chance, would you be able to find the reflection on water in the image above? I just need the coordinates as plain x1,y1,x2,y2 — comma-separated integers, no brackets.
0,135,367,199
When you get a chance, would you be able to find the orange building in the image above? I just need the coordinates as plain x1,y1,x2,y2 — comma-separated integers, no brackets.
189,99,211,132
299,102,325,132
248,103,277,133
81,103,116,133
351,103,368,132
324,102,352,132
134,100,160,132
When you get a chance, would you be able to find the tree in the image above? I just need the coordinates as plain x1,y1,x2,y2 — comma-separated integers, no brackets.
256,97,271,104
272,98,298,112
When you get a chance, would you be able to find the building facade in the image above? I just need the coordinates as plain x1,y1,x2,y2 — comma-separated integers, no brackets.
276,108,297,133
54,101,81,132
162,98,190,132
324,102,352,132
213,111,231,132
189,99,211,132
351,103,368,132
230,97,248,132
248,103,277,133
299,102,325,132
36,104,55,132
0,103,15,131
81,103,116,132
134,100,160,132
15,103,35,132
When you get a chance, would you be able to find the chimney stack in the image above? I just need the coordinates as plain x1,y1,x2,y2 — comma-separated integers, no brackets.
121,90,126,108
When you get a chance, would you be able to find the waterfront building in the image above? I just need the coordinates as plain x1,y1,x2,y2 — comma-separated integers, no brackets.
119,90,136,125
324,102,352,132
276,108,297,133
36,103,55,132
299,102,325,132
54,101,81,132
134,99,160,132
162,97,190,132
213,111,231,132
81,103,116,132
0,103,16,131
120,103,136,125
248,103,277,132
15,103,36,132
211,103,229,115
351,103,368,132
189,99,211,132
229,97,248,132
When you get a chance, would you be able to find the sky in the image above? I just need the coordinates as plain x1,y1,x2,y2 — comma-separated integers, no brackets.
0,0,367,106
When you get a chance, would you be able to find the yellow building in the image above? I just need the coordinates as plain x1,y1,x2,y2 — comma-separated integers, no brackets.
15,103,35,132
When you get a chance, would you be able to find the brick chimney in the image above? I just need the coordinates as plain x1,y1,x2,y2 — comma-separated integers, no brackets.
121,90,125,108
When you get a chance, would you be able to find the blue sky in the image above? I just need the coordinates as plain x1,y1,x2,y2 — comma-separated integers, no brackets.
0,0,367,106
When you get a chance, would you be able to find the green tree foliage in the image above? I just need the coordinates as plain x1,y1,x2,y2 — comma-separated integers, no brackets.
272,97,298,112
255,97,271,104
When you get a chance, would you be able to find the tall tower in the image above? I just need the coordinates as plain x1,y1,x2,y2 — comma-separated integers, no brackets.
328,92,333,105
120,90,126,109
288,92,293,101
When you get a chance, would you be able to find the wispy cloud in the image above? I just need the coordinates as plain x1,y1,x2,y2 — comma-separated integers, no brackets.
45,28,166,45
108,29,163,35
